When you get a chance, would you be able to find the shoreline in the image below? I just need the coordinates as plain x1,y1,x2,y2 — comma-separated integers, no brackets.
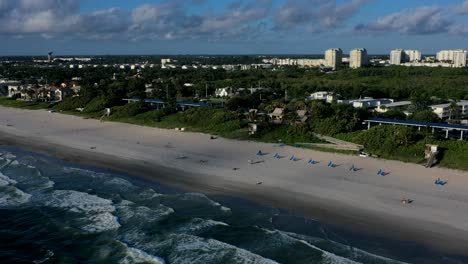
1,107,468,258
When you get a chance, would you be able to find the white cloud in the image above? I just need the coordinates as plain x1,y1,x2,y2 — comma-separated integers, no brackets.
354,5,464,36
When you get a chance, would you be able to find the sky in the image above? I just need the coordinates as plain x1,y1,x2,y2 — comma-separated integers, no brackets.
1,0,468,55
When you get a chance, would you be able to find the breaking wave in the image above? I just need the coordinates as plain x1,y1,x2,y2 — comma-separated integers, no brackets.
0,147,453,263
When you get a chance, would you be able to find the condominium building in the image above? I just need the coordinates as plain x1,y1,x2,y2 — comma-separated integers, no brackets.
390,49,421,65
404,50,422,62
430,101,468,119
325,48,343,70
436,50,467,68
390,49,404,65
349,48,368,68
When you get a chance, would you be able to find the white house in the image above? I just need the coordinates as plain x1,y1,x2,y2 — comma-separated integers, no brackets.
307,91,339,103
375,101,412,113
342,97,394,108
215,87,234,97
430,100,468,119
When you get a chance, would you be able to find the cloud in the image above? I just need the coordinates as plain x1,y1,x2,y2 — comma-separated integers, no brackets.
128,1,270,41
0,0,126,38
459,0,468,14
355,6,455,35
274,0,370,31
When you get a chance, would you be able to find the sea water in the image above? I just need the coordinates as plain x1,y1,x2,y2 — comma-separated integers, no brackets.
0,146,466,264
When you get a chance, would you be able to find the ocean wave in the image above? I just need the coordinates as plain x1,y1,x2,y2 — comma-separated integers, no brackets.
285,232,408,264
152,234,279,264
173,218,229,235
117,241,166,264
0,185,31,207
38,190,121,233
162,193,232,218
116,200,174,225
0,172,17,186
1,160,55,191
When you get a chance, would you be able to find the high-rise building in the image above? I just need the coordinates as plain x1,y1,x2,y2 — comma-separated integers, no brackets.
349,48,368,68
437,49,467,68
390,49,404,65
404,50,421,62
325,48,342,70
390,49,421,65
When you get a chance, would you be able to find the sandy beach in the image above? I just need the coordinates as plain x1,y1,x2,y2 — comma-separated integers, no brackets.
1,106,468,257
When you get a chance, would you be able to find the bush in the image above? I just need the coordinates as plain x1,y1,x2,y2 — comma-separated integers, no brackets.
355,126,420,156
54,96,89,111
83,96,110,113
111,101,149,118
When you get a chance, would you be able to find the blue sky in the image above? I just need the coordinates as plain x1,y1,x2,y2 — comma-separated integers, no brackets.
1,0,468,55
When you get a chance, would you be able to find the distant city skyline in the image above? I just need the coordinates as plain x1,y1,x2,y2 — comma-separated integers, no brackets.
2,0,468,55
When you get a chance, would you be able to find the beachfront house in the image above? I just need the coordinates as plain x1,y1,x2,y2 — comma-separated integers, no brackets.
54,87,73,101
296,110,309,123
269,108,285,124
7,85,22,98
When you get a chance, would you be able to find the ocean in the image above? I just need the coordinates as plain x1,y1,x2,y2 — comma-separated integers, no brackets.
0,146,466,264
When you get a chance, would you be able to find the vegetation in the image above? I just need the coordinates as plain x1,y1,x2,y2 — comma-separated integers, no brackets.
0,97,51,110
2,64,468,170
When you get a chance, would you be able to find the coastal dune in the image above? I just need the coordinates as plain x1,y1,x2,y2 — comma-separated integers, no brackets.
1,106,468,256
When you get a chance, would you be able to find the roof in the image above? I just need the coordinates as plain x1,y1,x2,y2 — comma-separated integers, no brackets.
270,108,284,116
123,98,211,107
379,101,411,108
366,117,468,131
430,100,468,108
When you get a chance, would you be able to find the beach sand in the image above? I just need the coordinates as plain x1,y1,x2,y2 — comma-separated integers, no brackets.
1,106,468,257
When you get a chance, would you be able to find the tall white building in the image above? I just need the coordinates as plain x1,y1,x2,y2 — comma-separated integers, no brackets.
404,50,421,62
349,48,368,68
390,49,421,65
436,49,467,67
325,48,343,70
390,49,404,65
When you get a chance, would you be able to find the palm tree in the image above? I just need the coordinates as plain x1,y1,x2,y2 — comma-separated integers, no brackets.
448,101,459,121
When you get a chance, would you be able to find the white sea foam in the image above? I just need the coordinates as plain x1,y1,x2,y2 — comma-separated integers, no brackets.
156,234,279,264
106,177,135,189
82,212,121,233
0,172,17,186
118,242,166,264
284,231,408,264
176,193,232,214
0,185,31,207
41,190,120,233
117,200,174,225
174,218,229,234
137,188,162,200
2,153,16,159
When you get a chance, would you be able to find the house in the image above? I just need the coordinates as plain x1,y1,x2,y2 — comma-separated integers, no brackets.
375,101,412,113
0,80,21,96
54,87,72,101
341,97,394,108
430,100,468,119
269,108,284,124
296,110,308,123
215,87,234,97
7,85,22,98
307,91,339,103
